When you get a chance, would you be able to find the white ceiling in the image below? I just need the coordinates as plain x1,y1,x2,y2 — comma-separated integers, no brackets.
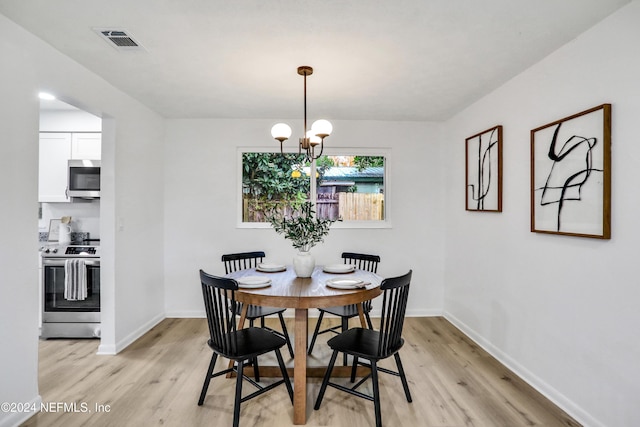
0,0,631,121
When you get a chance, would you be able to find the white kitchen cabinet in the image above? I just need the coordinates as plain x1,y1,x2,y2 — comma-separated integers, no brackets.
71,133,101,160
38,133,72,202
38,132,102,202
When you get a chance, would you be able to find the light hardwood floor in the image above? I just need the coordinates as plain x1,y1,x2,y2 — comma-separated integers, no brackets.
23,317,580,427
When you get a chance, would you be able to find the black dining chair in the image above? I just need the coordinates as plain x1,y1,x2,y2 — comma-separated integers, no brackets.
314,270,413,427
307,252,380,364
222,252,294,360
198,270,293,427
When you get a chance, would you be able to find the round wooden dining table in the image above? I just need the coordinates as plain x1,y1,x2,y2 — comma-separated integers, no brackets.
227,265,383,425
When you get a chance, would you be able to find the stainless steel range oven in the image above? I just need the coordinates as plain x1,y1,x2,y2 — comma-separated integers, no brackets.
41,244,101,338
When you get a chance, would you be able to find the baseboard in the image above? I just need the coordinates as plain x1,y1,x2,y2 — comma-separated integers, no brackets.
403,308,443,317
97,313,165,355
165,310,205,318
444,311,604,427
0,395,41,427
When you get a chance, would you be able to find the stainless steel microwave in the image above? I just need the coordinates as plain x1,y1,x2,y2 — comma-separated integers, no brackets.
68,159,100,199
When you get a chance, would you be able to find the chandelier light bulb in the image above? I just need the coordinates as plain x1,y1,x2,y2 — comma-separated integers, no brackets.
271,123,292,142
306,130,322,147
311,119,332,139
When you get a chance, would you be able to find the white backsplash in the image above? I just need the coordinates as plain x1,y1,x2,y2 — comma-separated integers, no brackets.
39,200,100,240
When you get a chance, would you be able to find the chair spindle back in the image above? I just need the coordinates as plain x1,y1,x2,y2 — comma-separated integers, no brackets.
341,252,381,312
222,251,266,274
377,270,412,357
341,252,380,273
200,269,240,355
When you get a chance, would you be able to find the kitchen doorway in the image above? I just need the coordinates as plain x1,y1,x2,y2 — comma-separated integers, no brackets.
38,96,102,340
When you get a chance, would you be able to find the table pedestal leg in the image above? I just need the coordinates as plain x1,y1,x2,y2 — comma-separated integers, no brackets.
294,308,308,425
227,304,249,377
357,303,367,328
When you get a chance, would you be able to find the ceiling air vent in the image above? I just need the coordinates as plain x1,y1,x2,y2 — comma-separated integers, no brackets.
93,28,145,51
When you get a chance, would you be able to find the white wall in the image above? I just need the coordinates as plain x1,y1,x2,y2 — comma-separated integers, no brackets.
443,2,640,426
163,118,445,318
0,14,165,427
39,108,101,132
0,18,40,427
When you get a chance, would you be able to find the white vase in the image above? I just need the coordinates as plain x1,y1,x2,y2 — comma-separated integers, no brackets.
293,250,315,278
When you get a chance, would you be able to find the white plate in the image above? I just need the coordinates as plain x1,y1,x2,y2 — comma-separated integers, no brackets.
256,263,286,272
326,278,366,289
237,276,272,288
323,264,356,274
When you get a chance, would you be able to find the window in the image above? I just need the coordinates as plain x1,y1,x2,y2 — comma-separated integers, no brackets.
240,151,386,225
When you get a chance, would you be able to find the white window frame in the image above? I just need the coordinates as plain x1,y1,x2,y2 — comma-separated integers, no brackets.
237,147,392,229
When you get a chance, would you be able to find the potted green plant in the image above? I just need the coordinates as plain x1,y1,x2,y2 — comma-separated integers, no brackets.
267,201,339,277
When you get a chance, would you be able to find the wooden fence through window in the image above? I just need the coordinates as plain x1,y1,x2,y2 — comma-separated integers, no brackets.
338,193,384,220
243,193,384,222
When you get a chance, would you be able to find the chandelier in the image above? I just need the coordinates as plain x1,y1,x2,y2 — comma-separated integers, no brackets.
271,66,332,161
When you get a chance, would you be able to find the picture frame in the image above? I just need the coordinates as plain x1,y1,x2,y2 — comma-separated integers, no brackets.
47,219,61,242
530,104,611,239
465,125,503,212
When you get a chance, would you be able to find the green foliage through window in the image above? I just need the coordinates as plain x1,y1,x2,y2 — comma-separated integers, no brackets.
353,155,384,171
242,153,308,201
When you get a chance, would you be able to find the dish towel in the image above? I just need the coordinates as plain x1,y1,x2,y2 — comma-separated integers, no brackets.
64,259,88,301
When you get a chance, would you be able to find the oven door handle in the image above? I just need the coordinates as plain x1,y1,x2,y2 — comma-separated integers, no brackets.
42,259,100,267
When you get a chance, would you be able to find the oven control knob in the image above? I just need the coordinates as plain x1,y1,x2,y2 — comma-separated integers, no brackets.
52,248,58,253
44,248,50,253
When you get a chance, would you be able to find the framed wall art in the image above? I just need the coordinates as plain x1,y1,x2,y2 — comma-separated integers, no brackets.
465,125,502,212
530,104,611,239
